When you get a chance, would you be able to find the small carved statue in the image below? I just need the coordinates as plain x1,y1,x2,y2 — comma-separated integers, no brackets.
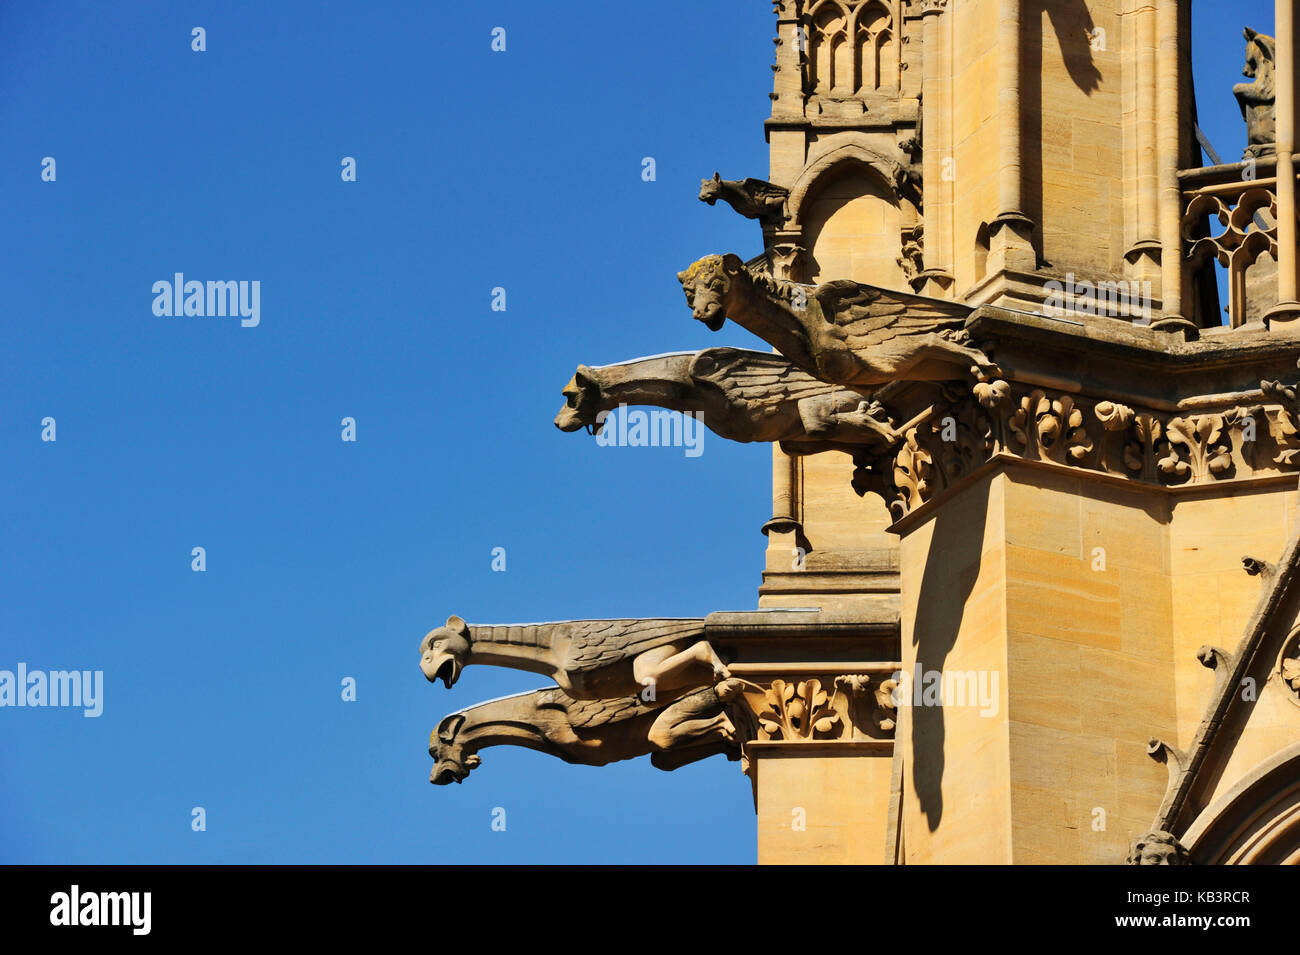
1125,830,1191,865
1234,27,1276,159
698,172,789,228
677,253,999,389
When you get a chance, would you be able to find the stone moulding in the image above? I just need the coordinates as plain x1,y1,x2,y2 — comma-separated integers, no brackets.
1134,530,1300,860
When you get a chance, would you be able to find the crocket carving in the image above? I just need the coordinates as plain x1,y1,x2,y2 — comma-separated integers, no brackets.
419,616,729,699
677,253,1000,389
553,347,899,453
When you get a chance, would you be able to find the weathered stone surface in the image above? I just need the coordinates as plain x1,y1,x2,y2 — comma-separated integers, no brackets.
1234,28,1277,159
677,253,998,388
428,681,745,784
554,348,898,454
419,616,726,700
698,172,789,228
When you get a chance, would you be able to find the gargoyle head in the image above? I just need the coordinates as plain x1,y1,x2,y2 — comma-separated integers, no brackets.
1243,27,1275,78
698,171,723,204
419,615,471,689
678,253,745,331
554,366,604,433
429,712,481,785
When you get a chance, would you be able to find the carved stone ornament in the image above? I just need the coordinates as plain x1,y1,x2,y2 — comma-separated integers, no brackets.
754,678,842,739
1233,28,1276,159
698,172,789,228
848,376,1295,520
419,615,729,700
1275,625,1300,708
1125,830,1191,865
553,348,900,454
428,680,747,785
677,253,1000,389
730,672,897,748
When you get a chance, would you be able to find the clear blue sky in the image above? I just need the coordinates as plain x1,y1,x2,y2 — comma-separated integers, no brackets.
0,0,1274,864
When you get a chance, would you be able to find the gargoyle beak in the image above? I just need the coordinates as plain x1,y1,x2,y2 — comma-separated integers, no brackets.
421,652,460,689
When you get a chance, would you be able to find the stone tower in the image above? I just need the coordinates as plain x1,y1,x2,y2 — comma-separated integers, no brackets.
424,1,1300,865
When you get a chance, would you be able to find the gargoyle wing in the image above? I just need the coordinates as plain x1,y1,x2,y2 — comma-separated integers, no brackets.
813,281,970,350
565,618,706,672
741,178,789,203
689,347,836,420
538,691,648,729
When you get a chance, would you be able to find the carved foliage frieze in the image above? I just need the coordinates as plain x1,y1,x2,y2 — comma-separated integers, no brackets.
731,672,896,750
853,378,1298,520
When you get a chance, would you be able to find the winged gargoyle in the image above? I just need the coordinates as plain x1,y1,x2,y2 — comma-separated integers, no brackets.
419,615,729,699
677,253,1000,389
429,680,744,784
553,347,899,453
698,172,789,229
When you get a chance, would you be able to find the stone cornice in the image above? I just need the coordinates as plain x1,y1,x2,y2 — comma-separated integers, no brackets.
703,604,899,638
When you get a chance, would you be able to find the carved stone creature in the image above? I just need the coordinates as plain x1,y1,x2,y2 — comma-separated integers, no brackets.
554,348,899,452
698,172,789,227
429,680,745,784
420,615,729,700
677,253,1000,389
1125,830,1191,865
1234,27,1276,159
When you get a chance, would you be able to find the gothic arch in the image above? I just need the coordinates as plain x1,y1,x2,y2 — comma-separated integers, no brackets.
851,0,895,91
808,1,852,94
787,141,912,231
1182,743,1300,864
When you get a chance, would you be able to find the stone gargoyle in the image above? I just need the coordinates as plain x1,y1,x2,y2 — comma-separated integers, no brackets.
677,253,1000,390
1234,27,1276,159
698,172,789,228
419,615,729,699
429,679,744,784
553,347,899,453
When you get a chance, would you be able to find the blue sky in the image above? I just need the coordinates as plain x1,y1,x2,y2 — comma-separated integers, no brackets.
0,0,1275,864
